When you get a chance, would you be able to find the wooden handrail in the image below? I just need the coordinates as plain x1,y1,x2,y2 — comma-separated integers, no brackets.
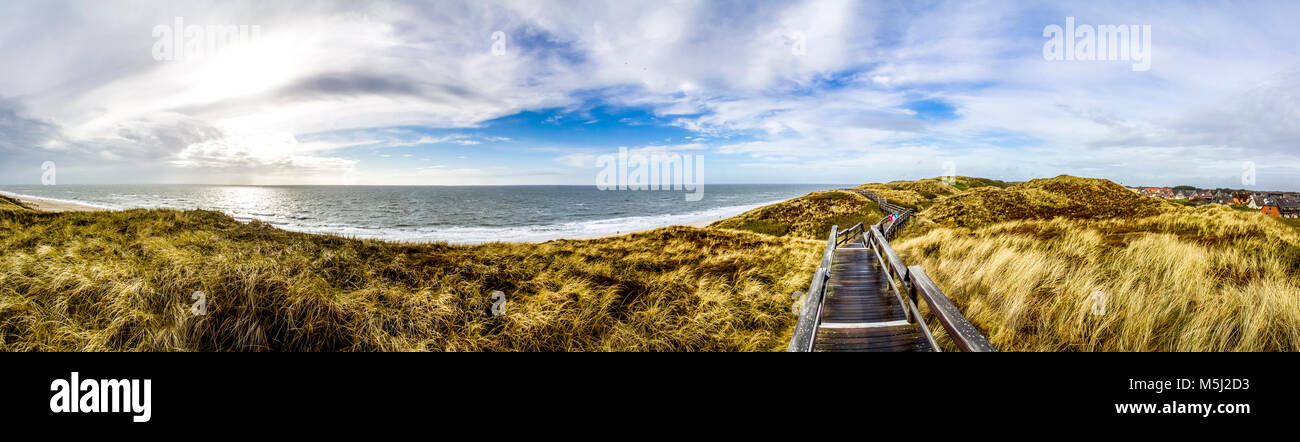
869,224,909,285
907,267,997,352
835,222,862,244
866,224,912,322
849,189,908,214
787,225,838,352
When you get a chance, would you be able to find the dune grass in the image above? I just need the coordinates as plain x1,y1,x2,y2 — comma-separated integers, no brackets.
0,194,30,213
1275,217,1300,232
0,208,820,351
895,187,1300,351
914,175,1171,229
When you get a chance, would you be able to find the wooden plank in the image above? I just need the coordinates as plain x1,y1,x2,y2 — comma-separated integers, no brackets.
818,320,912,329
812,324,932,352
815,341,927,352
822,313,904,322
816,337,930,350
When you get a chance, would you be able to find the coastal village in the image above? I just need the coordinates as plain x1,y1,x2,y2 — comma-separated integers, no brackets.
1131,186,1300,218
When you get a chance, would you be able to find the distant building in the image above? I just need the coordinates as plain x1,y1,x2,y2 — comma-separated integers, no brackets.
1210,191,1235,205
1233,192,1253,204
1281,199,1300,218
1139,187,1175,199
1263,199,1300,218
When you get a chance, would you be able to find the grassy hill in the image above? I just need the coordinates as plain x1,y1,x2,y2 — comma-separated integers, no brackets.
0,194,31,213
709,190,884,240
916,175,1171,229
886,176,1300,351
897,205,1300,351
0,208,820,351
854,176,1007,210
1276,217,1300,232
707,177,1003,239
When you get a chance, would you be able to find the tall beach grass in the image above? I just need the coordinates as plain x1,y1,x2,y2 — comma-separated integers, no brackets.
895,180,1300,351
0,207,819,351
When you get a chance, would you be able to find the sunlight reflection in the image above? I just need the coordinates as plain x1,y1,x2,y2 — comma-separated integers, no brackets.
213,186,280,218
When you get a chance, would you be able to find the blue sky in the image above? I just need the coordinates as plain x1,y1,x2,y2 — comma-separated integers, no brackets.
0,0,1297,189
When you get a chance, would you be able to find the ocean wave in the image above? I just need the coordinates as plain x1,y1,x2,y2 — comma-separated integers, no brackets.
272,200,781,244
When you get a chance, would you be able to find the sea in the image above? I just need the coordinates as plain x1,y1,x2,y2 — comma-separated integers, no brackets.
0,184,843,244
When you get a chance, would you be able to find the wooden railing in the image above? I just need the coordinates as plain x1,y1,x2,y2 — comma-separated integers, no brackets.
787,225,838,352
835,222,862,247
850,189,909,214
786,188,996,352
907,266,996,352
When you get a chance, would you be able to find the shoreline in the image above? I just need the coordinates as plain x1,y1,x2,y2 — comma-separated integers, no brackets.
569,218,717,241
0,191,110,213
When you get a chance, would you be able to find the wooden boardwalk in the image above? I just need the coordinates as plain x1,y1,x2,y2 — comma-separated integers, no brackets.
813,232,932,352
787,188,996,353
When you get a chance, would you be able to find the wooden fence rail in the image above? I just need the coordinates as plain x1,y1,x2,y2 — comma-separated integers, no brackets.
787,225,839,352
907,267,997,352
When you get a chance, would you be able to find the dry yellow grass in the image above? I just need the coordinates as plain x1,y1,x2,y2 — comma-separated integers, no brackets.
0,194,30,213
0,208,820,351
896,203,1300,351
709,190,883,239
